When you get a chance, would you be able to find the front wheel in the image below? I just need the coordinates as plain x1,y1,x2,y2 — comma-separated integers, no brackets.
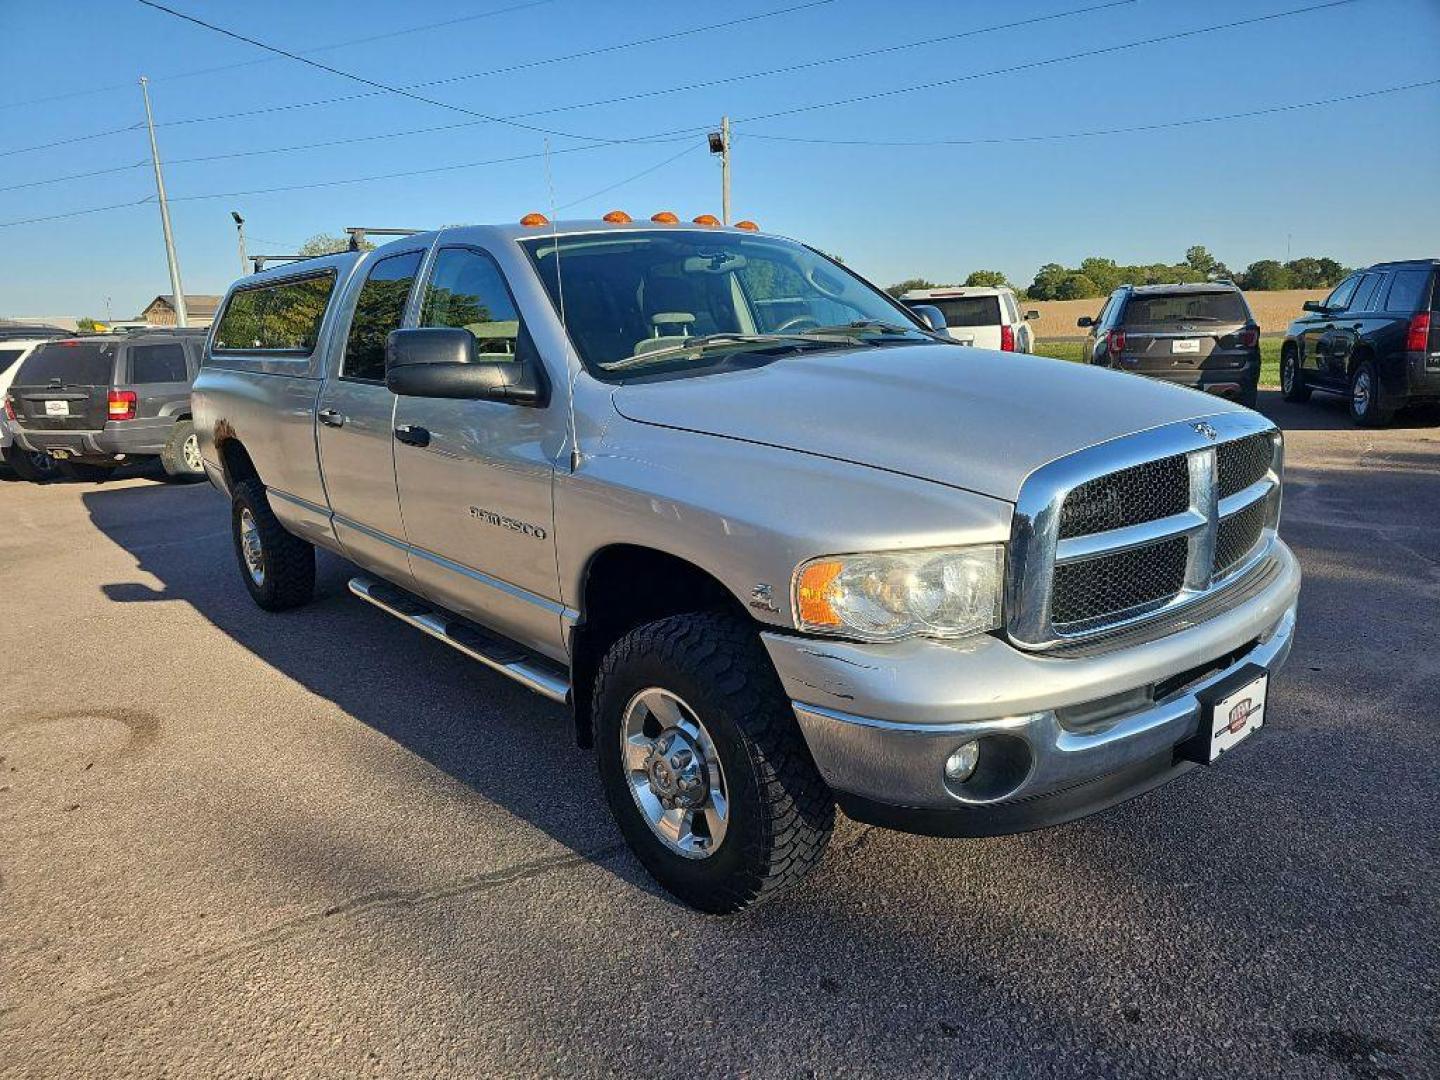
161,420,206,480
2,444,58,483
230,478,315,611
594,612,835,914
1349,358,1394,427
1280,347,1310,403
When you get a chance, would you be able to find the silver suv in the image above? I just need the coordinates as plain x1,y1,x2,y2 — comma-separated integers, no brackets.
192,217,1300,912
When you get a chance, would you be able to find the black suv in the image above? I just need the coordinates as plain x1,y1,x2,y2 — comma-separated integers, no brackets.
3,329,208,481
1281,259,1438,426
1078,283,1261,408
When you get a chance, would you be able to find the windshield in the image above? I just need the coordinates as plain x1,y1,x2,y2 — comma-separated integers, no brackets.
1123,291,1249,325
521,230,930,377
908,295,1002,328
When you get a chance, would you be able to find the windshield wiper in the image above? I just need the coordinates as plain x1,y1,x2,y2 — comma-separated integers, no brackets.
800,320,928,340
600,332,829,372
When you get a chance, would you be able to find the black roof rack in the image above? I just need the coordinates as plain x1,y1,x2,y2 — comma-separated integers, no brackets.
346,226,422,251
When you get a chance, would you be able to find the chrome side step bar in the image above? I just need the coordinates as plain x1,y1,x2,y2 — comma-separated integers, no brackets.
348,575,570,704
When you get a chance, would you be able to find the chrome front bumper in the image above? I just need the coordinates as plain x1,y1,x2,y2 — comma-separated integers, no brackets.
761,541,1300,833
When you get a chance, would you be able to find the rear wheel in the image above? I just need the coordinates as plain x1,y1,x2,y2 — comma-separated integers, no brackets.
593,611,834,914
2,445,58,483
230,478,315,611
1349,358,1394,427
1280,347,1310,403
160,420,206,480
56,460,116,483
1237,383,1259,410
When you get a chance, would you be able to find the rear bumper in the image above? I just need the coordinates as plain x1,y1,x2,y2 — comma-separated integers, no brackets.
762,541,1300,836
1125,358,1260,398
13,418,174,459
1389,351,1440,402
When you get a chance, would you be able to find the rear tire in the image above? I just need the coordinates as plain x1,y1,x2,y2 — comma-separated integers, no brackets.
2,445,58,483
593,611,835,914
160,420,206,480
1280,347,1310,403
1349,358,1394,427
56,460,116,483
1237,383,1259,410
231,478,315,611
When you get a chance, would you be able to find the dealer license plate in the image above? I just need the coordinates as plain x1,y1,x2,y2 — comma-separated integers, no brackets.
1171,338,1201,355
1201,671,1267,761
45,400,70,416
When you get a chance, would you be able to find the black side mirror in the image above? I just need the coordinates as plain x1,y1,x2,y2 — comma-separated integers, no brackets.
385,327,547,405
1025,310,1040,321
1302,300,1328,313
909,304,947,332
1076,316,1094,328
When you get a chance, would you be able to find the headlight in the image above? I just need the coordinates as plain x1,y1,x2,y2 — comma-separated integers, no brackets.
792,544,1005,641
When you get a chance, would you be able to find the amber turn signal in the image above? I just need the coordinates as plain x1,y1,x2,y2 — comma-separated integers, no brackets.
794,560,845,628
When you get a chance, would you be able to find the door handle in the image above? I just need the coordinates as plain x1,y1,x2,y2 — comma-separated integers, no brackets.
394,424,431,447
317,408,345,428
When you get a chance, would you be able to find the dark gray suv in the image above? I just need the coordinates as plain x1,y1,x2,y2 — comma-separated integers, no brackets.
3,329,207,482
1079,283,1262,408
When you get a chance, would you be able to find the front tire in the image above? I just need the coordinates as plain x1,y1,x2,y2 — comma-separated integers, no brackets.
2,445,57,483
1280,347,1310,403
594,611,834,914
161,420,206,480
231,478,315,611
1349,358,1394,427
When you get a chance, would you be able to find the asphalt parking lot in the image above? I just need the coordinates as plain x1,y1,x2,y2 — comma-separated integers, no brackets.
1,391,1436,1079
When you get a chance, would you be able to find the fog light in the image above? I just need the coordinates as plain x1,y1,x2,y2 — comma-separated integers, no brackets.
944,741,980,782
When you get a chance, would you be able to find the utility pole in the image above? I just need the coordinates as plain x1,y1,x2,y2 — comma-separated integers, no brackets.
231,211,247,276
720,115,731,226
707,117,732,224
139,76,188,327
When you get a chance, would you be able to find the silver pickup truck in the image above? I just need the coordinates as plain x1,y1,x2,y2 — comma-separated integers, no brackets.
192,216,1300,913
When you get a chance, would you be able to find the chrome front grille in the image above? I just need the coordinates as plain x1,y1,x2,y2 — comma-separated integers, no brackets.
1007,413,1283,649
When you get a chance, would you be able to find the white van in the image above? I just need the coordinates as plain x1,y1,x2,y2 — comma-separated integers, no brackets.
900,286,1037,352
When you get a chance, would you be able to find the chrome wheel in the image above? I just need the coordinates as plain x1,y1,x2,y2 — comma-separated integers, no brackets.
1281,355,1295,394
238,508,265,586
182,433,202,473
621,687,729,859
1352,368,1372,417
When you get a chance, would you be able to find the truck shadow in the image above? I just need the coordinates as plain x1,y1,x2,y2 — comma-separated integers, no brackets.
72,477,1435,1075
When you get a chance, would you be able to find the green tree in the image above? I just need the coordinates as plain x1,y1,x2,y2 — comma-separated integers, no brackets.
1314,257,1346,287
298,232,375,257
1185,245,1218,276
1027,263,1069,301
885,277,937,298
1078,257,1122,293
76,317,102,333
963,270,1008,288
1056,273,1100,300
1240,260,1294,291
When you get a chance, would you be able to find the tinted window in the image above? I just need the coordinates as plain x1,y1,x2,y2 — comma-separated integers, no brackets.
213,272,337,353
1323,274,1360,311
1346,273,1384,313
0,348,24,375
15,341,117,385
419,247,523,359
1382,269,1433,313
1122,291,1247,324
344,251,423,381
130,343,189,383
925,296,1001,327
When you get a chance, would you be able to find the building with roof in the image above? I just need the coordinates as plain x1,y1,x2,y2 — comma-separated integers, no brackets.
139,294,222,328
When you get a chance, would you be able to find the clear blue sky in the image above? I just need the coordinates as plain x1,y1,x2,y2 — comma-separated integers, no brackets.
1,0,1437,319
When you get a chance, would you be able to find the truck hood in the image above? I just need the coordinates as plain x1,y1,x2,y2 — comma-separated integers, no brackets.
609,344,1245,502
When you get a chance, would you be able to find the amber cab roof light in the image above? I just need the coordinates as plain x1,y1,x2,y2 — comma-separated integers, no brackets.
602,210,632,224
734,219,760,231
650,210,680,224
519,212,549,227
692,214,721,226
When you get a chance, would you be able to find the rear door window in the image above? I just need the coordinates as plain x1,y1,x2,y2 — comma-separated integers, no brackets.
1122,292,1247,325
1346,273,1384,313
343,251,423,381
213,272,337,354
15,341,117,386
1382,269,1433,313
129,342,189,383
929,296,1001,327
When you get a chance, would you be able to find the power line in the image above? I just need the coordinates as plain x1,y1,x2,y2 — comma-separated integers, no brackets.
742,77,1440,147
724,0,1360,128
0,196,153,229
0,0,558,112
0,160,147,194
556,143,707,211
